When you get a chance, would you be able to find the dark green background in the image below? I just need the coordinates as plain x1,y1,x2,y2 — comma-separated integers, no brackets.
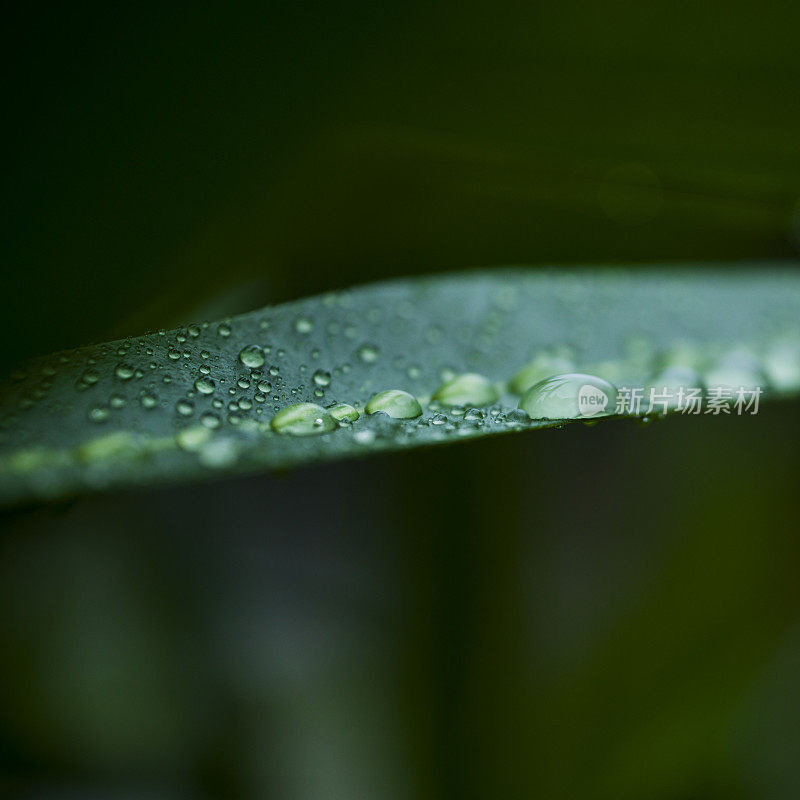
2,2,800,798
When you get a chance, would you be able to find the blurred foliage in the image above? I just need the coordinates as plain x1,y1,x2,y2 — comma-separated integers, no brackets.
3,2,800,366
2,2,800,799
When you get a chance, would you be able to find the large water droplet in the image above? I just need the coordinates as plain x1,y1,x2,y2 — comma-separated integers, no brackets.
432,373,498,406
520,373,617,419
365,389,422,419
328,403,359,423
270,403,336,436
239,345,266,369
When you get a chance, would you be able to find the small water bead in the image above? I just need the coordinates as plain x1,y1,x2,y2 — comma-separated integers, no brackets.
270,403,336,436
431,413,448,426
176,399,195,416
365,389,422,419
520,373,618,419
432,373,498,407
257,380,272,393
217,322,232,337
141,391,159,409
503,408,531,427
509,352,575,395
82,368,99,386
201,412,221,429
195,376,216,395
188,323,202,338
312,369,331,387
294,316,314,335
328,403,359,423
239,345,266,369
268,366,280,377
200,350,210,360
167,348,181,361
406,365,421,379
464,408,484,422
175,426,212,453
237,377,251,389
115,362,135,381
88,404,110,423
110,393,126,408
357,344,380,364
238,398,253,411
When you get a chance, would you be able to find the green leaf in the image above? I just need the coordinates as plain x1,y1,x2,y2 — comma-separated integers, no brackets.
1,265,799,506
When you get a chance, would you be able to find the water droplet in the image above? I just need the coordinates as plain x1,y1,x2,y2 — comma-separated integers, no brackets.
88,404,110,423
503,408,531,427
365,389,422,419
270,403,336,436
82,368,99,385
176,426,211,451
115,362,135,380
519,373,617,419
294,316,314,334
201,412,221,429
239,344,266,369
167,347,181,360
195,376,216,395
312,369,331,387
328,403,359,423
176,399,195,416
141,391,158,409
432,373,498,406
217,322,232,337
357,344,380,364
257,380,272,393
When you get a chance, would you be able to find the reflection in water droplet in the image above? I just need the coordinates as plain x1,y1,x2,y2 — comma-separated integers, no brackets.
270,403,336,436
432,373,498,406
520,373,617,419
365,389,422,419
